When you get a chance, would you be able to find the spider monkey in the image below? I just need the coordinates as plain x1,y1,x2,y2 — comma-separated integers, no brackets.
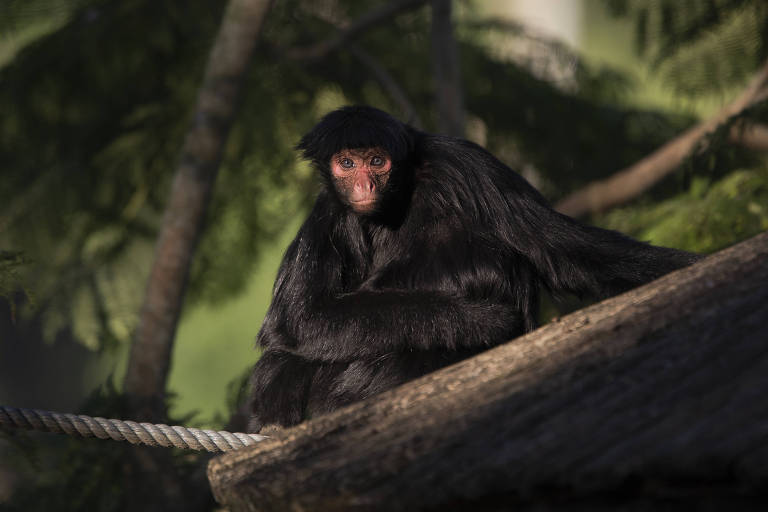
247,105,700,432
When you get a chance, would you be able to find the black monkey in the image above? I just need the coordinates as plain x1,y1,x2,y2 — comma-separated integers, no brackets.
248,106,700,432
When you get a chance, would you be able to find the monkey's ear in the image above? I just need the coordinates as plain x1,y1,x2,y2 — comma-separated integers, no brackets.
295,132,322,167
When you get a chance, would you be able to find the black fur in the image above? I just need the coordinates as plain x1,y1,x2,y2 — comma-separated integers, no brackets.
248,106,700,432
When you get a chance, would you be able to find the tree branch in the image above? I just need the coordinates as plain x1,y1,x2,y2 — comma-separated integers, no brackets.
284,0,429,61
347,43,423,128
730,122,768,151
556,59,768,218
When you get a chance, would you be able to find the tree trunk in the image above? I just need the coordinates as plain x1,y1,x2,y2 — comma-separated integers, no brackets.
124,0,273,421
431,0,465,137
208,230,768,511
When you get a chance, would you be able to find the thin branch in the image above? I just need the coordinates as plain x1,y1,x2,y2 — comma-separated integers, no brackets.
283,0,429,61
556,59,768,218
347,43,423,128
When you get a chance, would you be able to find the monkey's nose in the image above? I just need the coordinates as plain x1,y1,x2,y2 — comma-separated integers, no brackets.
349,177,376,207
355,180,375,193
353,174,376,194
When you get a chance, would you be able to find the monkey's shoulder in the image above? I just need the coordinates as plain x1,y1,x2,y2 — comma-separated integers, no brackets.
409,137,526,221
415,135,533,192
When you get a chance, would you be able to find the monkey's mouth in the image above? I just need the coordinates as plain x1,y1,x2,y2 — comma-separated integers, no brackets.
349,198,377,212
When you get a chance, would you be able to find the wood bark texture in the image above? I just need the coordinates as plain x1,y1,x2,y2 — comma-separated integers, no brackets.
209,230,768,511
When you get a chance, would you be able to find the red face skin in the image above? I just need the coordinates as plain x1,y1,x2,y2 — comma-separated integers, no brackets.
330,148,392,214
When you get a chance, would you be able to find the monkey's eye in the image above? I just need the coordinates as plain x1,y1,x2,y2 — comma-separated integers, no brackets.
340,158,354,169
370,156,384,166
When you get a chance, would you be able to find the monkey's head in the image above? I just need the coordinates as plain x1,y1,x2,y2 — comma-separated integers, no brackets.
297,106,415,216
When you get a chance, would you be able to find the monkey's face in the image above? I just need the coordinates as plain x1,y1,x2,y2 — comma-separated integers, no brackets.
330,148,392,215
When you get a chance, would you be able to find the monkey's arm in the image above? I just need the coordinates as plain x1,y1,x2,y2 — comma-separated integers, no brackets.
502,186,702,300
258,214,523,363
260,269,522,363
286,291,519,362
422,136,701,301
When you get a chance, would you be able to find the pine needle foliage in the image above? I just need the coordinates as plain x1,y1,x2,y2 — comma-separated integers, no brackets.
606,0,768,96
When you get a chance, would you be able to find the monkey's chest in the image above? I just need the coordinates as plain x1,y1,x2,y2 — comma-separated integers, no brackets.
363,233,474,294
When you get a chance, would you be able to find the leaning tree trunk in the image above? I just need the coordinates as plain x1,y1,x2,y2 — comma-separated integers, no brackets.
124,0,273,421
208,230,768,511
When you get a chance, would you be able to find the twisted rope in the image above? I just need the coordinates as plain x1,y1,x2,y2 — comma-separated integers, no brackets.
0,405,267,453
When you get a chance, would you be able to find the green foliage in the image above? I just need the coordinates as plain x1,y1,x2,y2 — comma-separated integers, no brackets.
0,0,95,66
606,0,768,96
598,168,768,253
0,251,31,318
0,251,26,296
0,0,225,348
460,33,694,194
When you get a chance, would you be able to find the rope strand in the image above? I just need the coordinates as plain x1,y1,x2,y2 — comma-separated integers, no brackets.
0,405,267,453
